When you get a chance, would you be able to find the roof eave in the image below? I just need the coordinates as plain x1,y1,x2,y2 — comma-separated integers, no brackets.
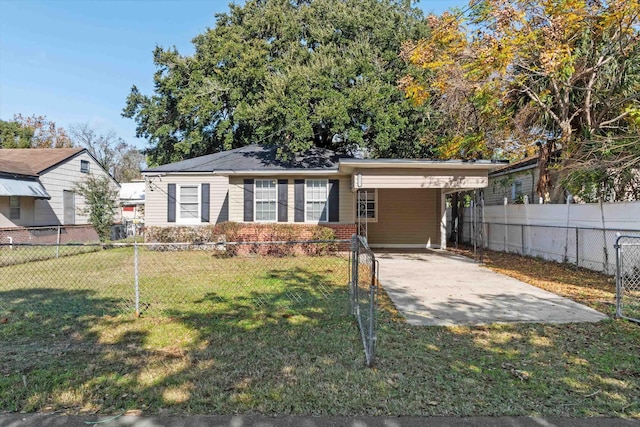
338,159,505,173
142,169,342,175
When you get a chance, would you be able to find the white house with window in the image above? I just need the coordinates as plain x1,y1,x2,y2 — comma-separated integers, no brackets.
142,145,499,248
0,148,119,228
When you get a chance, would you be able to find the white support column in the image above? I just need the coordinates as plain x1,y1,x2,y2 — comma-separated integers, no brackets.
440,190,447,249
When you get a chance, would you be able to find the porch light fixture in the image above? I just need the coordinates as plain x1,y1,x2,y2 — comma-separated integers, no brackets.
356,172,362,188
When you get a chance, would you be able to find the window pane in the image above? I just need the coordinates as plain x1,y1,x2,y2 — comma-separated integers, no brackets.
306,201,327,221
256,201,276,221
255,180,277,221
180,204,198,218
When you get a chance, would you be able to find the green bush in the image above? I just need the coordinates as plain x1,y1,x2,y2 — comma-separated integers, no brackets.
144,222,339,256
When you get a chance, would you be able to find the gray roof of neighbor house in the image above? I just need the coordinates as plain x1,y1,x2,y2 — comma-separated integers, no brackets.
0,148,85,176
143,144,350,173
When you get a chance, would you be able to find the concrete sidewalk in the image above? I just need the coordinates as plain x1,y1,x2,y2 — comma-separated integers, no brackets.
375,250,608,326
1,414,638,426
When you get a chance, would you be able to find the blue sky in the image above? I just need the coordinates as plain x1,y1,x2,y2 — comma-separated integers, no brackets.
0,0,468,149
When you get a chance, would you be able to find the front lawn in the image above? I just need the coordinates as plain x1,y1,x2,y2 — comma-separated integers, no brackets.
0,247,638,417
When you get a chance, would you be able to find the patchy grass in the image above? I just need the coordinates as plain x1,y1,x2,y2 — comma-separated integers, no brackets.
0,247,639,417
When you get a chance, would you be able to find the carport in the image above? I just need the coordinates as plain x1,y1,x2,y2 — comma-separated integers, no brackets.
376,250,607,326
338,159,497,249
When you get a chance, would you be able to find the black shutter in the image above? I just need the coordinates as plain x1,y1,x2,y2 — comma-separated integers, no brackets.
278,179,288,222
244,179,254,222
328,179,339,222
167,184,176,223
294,179,305,222
201,183,210,222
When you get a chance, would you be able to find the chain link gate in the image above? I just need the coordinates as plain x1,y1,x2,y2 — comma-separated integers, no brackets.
615,235,640,323
349,234,378,367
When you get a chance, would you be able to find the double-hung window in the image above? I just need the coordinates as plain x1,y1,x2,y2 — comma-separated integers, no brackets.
178,185,200,223
305,179,328,222
9,196,20,220
255,179,277,221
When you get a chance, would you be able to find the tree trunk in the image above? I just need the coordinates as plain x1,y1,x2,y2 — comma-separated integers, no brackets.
449,193,459,242
535,140,555,202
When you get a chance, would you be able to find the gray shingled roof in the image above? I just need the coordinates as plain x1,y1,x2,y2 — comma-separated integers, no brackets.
143,144,350,173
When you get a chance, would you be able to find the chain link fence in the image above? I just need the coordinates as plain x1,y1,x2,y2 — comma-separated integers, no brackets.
615,235,640,323
453,220,639,275
0,225,100,245
0,236,379,366
349,235,378,367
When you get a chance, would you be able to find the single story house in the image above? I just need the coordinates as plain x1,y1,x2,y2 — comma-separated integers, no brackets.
485,155,540,205
142,144,500,249
0,148,120,228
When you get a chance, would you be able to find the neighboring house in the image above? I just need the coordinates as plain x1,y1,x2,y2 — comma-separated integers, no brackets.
119,181,145,221
0,148,120,228
485,155,540,205
486,151,568,205
143,144,499,249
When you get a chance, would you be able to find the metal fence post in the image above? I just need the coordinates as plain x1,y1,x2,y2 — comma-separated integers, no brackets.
134,242,140,317
350,234,358,316
615,237,622,319
367,258,378,367
56,225,61,258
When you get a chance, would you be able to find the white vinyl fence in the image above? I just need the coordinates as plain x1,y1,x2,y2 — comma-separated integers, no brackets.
448,201,640,275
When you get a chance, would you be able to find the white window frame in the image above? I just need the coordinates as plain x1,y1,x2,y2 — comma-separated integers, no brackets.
254,179,278,222
305,179,329,223
177,184,201,224
9,196,20,220
511,180,523,201
356,189,378,223
80,160,90,173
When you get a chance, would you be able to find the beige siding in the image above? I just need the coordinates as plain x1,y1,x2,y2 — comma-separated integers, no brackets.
229,175,353,224
367,188,441,247
486,168,538,206
145,174,229,227
0,196,35,228
30,152,118,226
356,168,488,189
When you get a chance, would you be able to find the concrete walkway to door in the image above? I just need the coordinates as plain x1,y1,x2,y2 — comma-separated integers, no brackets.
375,250,608,326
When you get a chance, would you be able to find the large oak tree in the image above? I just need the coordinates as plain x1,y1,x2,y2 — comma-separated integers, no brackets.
123,0,431,166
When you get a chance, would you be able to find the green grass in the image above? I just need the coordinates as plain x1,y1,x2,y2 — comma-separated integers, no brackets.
0,247,639,417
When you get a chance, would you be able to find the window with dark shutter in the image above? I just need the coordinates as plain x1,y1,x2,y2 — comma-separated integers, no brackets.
201,183,210,222
167,184,176,223
243,179,254,222
328,179,339,222
277,179,288,222
294,179,304,222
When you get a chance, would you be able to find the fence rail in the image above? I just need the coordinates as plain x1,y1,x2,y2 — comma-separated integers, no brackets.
0,236,378,366
615,235,640,324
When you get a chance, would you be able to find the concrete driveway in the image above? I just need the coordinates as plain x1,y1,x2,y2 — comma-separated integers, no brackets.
375,250,608,326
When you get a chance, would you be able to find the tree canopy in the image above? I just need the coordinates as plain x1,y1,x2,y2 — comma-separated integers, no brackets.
0,114,73,148
401,0,640,201
123,0,432,166
70,123,145,183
